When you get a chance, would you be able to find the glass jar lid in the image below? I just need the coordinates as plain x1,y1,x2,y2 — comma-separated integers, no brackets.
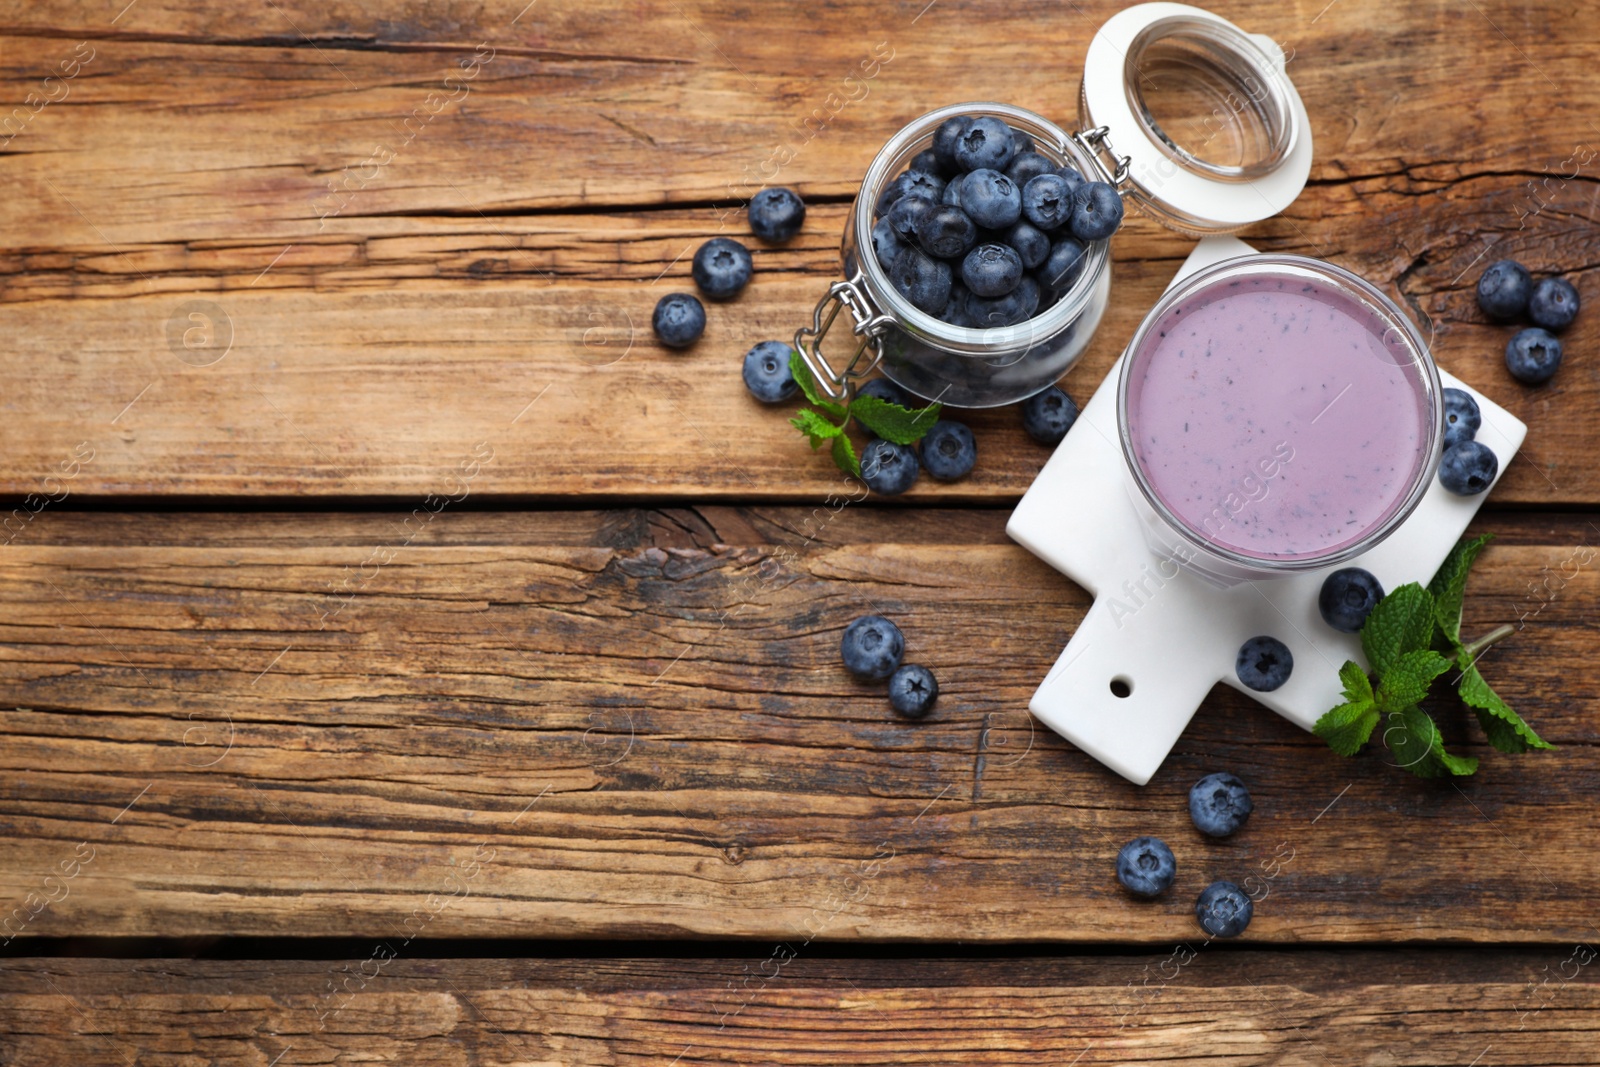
1079,2,1312,236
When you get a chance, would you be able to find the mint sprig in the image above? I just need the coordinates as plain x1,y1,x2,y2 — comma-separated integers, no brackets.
1312,534,1552,777
786,349,942,479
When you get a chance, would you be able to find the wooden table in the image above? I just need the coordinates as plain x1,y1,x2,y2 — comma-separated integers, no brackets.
2,1,1597,1062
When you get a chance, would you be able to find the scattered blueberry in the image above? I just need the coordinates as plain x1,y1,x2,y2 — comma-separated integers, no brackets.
1021,172,1074,231
1505,326,1563,384
1005,151,1056,186
1195,880,1253,938
888,663,939,718
1441,387,1481,448
1318,567,1384,634
1529,276,1580,332
741,340,797,403
961,242,1023,298
840,614,904,680
1021,385,1079,444
888,194,936,241
691,237,752,300
747,187,806,243
1039,237,1087,293
1068,181,1124,241
959,168,1023,229
1115,836,1177,898
953,116,1017,172
1477,259,1532,321
860,438,920,495
889,245,953,315
967,274,1039,327
916,204,979,259
1003,220,1051,270
652,292,705,349
931,115,972,175
1188,772,1253,838
1235,635,1293,692
918,420,976,480
1438,440,1499,495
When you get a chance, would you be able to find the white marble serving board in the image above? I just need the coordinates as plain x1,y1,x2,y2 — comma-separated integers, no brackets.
1006,236,1528,785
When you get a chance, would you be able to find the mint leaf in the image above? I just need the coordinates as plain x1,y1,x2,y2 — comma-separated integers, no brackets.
791,408,842,451
1460,664,1553,753
1382,703,1478,778
788,349,847,420
1339,660,1374,705
831,433,860,478
1428,533,1494,650
1314,699,1380,757
1360,582,1436,678
1374,649,1453,713
849,394,943,445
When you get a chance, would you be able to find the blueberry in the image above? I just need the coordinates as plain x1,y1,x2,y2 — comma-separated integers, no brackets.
888,194,936,241
1069,182,1124,241
856,377,911,410
840,614,904,680
953,116,1017,172
1009,128,1035,155
888,663,939,718
1039,237,1088,292
889,246,953,315
1317,567,1384,633
1476,259,1532,321
961,242,1023,298
875,169,940,216
691,237,752,300
1055,165,1086,198
860,438,920,495
967,274,1039,328
652,292,705,349
1505,326,1563,384
1188,772,1254,838
1438,440,1498,495
910,148,942,178
1022,173,1075,231
931,115,972,175
1441,387,1481,448
741,340,797,404
747,187,806,243
959,168,1023,229
1002,220,1051,270
1195,880,1253,938
1115,836,1176,898
940,281,973,328
1021,385,1079,445
941,173,965,207
1235,635,1292,692
916,204,978,259
918,420,976,480
1005,151,1056,186
1529,276,1580,332
871,217,905,270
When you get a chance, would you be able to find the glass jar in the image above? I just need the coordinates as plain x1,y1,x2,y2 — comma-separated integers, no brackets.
795,2,1311,409
1117,255,1445,586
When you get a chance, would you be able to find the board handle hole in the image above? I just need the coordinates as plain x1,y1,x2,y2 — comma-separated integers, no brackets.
1110,676,1133,698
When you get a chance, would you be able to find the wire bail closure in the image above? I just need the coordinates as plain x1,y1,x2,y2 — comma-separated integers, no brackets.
794,271,896,403
1070,125,1133,195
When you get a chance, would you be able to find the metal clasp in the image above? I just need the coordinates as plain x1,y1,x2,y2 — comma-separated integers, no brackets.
793,272,896,403
1071,125,1133,196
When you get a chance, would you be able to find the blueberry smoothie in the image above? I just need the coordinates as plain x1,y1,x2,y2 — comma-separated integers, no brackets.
1123,270,1434,561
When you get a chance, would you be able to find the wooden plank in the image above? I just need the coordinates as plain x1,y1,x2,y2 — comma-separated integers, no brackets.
2,951,1597,1065
0,1,1596,502
2,508,1597,943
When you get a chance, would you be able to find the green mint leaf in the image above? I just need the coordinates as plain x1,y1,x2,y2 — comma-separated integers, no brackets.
1460,664,1554,753
831,432,860,478
1382,703,1478,778
1374,649,1453,713
849,394,943,445
1313,698,1380,757
1428,533,1494,650
1360,582,1436,678
788,349,847,420
790,408,843,451
1338,660,1374,705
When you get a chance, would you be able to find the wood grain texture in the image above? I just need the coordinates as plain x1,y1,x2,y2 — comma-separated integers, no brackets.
3,508,1597,944
0,1,1596,501
3,951,1597,1066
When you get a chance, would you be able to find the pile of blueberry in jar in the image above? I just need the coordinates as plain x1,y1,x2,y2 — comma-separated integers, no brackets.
871,114,1125,328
